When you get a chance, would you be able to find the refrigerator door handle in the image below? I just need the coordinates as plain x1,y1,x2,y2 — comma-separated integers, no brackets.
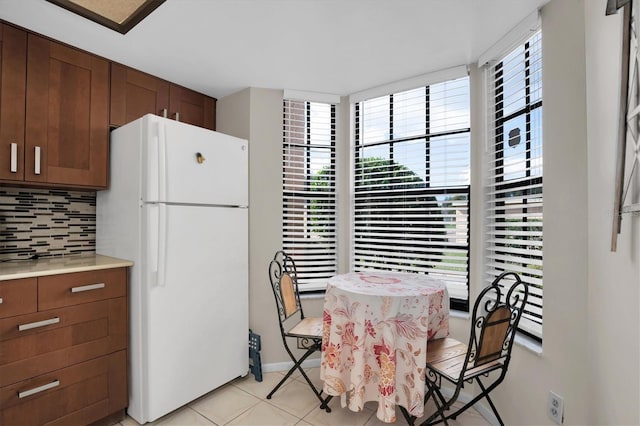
157,203,167,287
158,121,167,202
148,203,167,287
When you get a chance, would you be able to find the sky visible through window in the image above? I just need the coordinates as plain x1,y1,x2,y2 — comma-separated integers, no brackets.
360,78,470,187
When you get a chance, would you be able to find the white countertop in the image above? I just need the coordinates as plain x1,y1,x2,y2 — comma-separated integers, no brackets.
0,254,134,281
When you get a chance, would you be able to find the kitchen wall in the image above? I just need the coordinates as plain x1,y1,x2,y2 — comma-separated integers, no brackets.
217,0,640,424
0,186,96,260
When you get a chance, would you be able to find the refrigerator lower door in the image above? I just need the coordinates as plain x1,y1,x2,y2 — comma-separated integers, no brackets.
140,203,248,422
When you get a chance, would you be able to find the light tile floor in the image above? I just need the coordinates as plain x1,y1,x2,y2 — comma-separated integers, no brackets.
118,368,490,426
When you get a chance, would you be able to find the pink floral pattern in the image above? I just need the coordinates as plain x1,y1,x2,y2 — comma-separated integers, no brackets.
320,271,449,423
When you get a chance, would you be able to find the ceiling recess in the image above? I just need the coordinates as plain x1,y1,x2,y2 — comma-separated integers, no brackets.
46,0,166,34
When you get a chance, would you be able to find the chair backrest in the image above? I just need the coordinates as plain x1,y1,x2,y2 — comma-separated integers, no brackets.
463,271,529,373
268,250,304,324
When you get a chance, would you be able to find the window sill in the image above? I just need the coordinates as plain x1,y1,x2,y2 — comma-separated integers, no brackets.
449,309,470,320
299,291,326,301
514,333,543,355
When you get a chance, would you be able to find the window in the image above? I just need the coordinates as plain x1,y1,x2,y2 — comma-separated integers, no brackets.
282,99,337,291
486,30,543,340
352,77,471,310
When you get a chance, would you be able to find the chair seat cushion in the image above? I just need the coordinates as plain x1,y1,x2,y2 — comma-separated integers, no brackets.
287,316,323,338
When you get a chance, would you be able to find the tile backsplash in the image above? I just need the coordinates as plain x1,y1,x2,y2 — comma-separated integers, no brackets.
0,187,96,261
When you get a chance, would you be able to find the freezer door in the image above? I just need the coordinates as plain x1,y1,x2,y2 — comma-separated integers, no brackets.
142,115,248,206
142,204,248,422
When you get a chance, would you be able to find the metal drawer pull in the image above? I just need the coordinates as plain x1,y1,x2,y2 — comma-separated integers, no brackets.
10,143,18,173
34,146,41,175
18,380,60,399
71,282,105,293
18,317,60,331
0,297,3,304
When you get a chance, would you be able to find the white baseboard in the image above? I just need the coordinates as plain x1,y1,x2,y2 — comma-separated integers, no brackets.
261,361,498,425
262,358,321,373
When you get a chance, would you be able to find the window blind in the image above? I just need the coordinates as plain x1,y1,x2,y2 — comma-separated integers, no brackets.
353,77,471,310
282,99,337,291
486,30,543,340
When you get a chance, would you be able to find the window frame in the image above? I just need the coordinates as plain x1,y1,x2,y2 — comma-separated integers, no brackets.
486,30,543,341
281,99,338,292
351,77,471,311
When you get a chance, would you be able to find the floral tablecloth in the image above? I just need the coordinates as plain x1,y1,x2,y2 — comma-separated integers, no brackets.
320,271,449,423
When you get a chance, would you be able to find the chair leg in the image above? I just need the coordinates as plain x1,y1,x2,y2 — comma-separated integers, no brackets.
421,382,450,426
476,377,504,426
266,343,331,412
443,376,504,426
266,346,315,399
319,395,333,412
296,362,332,413
399,406,416,425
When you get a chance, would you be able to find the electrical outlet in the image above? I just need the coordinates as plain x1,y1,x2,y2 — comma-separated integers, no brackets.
548,391,564,425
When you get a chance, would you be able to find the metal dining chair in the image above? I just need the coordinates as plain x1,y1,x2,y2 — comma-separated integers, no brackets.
266,250,331,412
401,271,529,425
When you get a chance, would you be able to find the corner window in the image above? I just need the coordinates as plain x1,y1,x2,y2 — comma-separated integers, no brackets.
486,30,543,340
282,99,337,291
352,77,471,310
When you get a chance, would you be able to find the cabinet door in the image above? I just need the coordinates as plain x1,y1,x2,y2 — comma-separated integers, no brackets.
110,63,169,127
25,34,109,188
0,24,27,182
169,84,216,130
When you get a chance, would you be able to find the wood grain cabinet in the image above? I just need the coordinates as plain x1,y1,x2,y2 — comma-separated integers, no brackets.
110,62,216,130
0,268,128,425
0,24,110,189
25,34,109,189
0,23,27,183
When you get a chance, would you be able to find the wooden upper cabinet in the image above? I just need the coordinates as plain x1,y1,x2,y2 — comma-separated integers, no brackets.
0,24,27,182
169,84,216,130
25,34,109,188
25,34,109,189
110,62,169,126
110,63,216,130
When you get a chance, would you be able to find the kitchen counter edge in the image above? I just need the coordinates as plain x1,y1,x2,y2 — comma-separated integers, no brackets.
0,254,134,281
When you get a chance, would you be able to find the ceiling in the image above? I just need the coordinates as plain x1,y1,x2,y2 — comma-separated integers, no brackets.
0,0,549,100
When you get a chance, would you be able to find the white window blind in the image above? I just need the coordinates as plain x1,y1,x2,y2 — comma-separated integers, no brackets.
486,30,543,340
282,99,337,291
353,77,471,310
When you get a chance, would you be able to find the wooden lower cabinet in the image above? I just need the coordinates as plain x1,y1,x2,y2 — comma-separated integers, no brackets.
0,268,128,425
0,351,127,426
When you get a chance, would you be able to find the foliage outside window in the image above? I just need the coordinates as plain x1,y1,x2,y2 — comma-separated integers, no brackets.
353,77,471,310
282,99,337,291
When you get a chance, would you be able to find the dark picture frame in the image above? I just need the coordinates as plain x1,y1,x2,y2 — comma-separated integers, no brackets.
608,0,640,251
46,0,166,34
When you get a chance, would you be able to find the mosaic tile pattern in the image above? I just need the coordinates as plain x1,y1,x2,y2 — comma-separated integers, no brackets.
0,187,96,261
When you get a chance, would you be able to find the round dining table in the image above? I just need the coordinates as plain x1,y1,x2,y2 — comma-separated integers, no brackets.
320,270,450,423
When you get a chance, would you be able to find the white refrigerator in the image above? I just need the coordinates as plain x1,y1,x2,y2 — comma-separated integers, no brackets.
96,114,249,424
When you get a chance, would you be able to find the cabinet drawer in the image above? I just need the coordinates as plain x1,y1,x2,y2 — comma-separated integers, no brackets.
0,297,126,387
0,278,37,319
38,268,126,310
0,350,127,425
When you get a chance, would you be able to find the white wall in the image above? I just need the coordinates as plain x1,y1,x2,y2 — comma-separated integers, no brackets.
584,0,640,424
475,1,591,424
217,87,326,365
217,0,640,422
